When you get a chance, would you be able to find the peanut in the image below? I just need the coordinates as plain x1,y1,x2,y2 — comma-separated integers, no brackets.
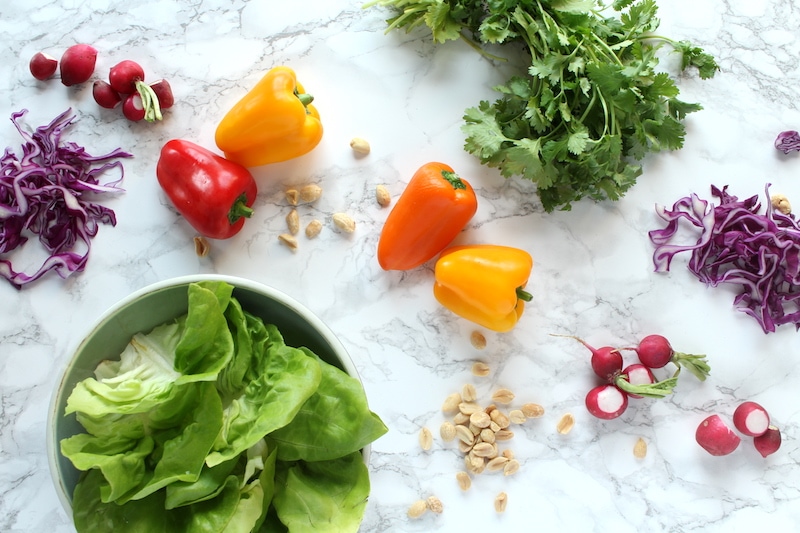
634,437,648,459
557,413,575,434
470,330,487,349
440,421,456,442
456,471,471,491
521,403,545,418
471,361,491,377
286,209,300,235
426,496,443,514
332,212,356,233
376,184,391,207
494,492,508,513
419,427,433,451
350,136,371,154
193,236,210,257
299,184,322,203
407,499,428,519
278,233,298,251
305,219,323,239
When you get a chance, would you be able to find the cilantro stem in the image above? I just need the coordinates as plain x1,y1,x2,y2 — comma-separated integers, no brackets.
459,33,508,63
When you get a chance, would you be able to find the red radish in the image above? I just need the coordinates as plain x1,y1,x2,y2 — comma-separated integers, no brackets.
732,401,770,437
149,79,174,109
617,363,657,399
585,384,628,419
108,60,145,94
29,52,58,80
553,335,622,382
122,93,145,121
753,426,781,458
108,60,164,122
92,80,122,109
630,334,711,381
59,44,97,86
695,414,741,456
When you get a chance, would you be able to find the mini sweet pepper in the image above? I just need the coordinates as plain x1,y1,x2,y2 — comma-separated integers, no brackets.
378,162,477,271
215,66,323,167
433,244,534,332
156,139,257,239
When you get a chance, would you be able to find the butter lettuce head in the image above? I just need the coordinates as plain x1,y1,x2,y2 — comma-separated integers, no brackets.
60,281,387,533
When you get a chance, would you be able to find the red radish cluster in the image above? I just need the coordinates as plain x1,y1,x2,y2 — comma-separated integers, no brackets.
28,47,173,123
553,334,689,420
93,60,173,122
696,401,781,457
29,44,97,85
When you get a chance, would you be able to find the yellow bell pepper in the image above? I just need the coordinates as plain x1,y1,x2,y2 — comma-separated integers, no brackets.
433,244,534,332
215,66,323,167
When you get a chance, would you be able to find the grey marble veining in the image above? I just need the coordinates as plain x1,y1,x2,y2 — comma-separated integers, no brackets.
1,0,799,531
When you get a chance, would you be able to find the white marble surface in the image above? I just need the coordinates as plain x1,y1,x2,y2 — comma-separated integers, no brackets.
2,0,800,531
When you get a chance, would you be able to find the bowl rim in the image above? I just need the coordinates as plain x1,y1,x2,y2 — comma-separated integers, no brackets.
46,273,362,517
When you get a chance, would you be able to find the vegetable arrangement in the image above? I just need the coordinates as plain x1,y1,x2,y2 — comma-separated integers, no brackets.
215,66,323,167
365,0,718,211
649,184,800,333
156,140,257,239
696,402,782,457
30,45,174,122
0,109,131,288
378,162,478,270
556,333,709,420
60,281,387,532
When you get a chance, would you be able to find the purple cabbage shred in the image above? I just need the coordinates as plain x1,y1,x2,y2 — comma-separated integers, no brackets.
775,130,800,154
0,109,131,289
649,184,800,334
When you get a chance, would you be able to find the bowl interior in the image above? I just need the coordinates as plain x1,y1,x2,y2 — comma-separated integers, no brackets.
48,276,358,513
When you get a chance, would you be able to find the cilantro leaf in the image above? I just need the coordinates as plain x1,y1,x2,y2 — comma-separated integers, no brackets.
675,40,720,79
367,0,716,212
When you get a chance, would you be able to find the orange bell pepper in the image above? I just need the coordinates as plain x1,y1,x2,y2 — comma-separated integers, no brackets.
433,245,533,332
377,162,477,271
215,66,323,167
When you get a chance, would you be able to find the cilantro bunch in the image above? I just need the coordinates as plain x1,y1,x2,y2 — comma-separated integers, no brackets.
365,0,718,211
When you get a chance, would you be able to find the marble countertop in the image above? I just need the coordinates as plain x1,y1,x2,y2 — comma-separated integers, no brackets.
2,0,799,531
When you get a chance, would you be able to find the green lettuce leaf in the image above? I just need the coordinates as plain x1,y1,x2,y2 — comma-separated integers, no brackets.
272,452,370,533
72,469,182,532
269,349,388,462
206,328,322,467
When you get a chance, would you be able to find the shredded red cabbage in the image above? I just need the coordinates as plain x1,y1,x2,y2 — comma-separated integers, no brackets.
775,130,800,154
0,109,131,289
649,184,800,334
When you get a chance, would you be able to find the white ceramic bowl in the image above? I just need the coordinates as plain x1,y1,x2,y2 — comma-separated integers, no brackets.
47,274,363,517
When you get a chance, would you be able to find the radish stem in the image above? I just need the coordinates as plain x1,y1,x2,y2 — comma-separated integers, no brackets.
135,80,162,122
615,375,678,398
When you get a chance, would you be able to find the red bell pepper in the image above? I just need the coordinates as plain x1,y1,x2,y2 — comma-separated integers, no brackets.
156,139,257,239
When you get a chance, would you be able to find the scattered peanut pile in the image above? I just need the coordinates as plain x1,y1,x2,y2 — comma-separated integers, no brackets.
407,330,648,520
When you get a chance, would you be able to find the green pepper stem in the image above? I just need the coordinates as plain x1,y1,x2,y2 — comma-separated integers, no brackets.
516,287,533,302
440,170,467,190
135,80,163,122
228,193,254,224
295,91,315,108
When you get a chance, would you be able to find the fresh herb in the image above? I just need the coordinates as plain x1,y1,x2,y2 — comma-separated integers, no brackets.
61,281,388,532
365,0,718,211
